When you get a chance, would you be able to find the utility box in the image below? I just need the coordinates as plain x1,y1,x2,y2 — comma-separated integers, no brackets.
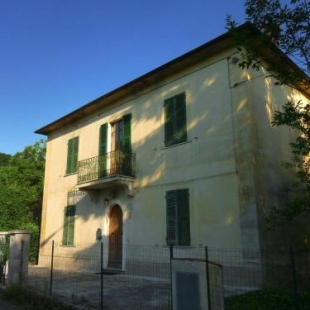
171,258,224,310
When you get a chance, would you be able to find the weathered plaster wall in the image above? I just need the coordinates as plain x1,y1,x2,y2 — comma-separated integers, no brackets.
39,46,303,267
228,56,305,250
248,72,307,249
228,57,261,251
40,49,244,257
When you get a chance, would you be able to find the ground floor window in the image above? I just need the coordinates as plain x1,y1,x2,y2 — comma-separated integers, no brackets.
62,205,75,246
166,188,190,246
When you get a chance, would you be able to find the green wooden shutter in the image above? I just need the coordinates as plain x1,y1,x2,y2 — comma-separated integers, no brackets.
66,137,79,174
68,205,75,245
122,114,132,175
62,205,75,246
72,138,79,172
66,139,73,174
175,93,187,144
99,123,108,177
177,189,190,246
62,216,68,245
99,123,108,155
166,190,177,245
166,189,190,246
164,92,187,147
67,216,75,246
123,113,132,152
164,98,174,147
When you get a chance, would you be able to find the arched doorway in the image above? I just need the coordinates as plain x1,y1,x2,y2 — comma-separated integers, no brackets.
108,205,123,268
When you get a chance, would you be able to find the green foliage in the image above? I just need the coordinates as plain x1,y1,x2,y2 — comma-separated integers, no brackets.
0,285,74,310
225,288,310,310
245,0,309,75
0,153,11,166
0,140,46,261
227,1,310,229
274,101,310,186
227,0,310,86
21,222,40,263
0,235,9,262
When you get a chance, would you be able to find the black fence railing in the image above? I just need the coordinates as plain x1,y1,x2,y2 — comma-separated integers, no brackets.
77,151,136,184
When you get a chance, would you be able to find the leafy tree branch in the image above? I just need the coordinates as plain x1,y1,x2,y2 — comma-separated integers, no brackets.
227,0,310,228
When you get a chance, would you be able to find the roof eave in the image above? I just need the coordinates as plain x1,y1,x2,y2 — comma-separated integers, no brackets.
35,25,241,136
35,22,310,136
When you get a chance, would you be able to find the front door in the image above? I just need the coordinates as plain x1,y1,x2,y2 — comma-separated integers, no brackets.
108,205,123,268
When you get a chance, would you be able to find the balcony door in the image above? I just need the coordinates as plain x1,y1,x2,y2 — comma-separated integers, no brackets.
110,119,123,174
99,114,131,176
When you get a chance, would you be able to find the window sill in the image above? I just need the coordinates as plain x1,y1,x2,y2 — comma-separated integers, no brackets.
162,140,192,150
65,172,77,177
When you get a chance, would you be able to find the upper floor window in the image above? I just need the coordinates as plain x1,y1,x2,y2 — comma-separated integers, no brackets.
166,188,190,246
164,92,187,147
66,137,79,174
99,114,131,155
98,114,132,176
111,119,124,152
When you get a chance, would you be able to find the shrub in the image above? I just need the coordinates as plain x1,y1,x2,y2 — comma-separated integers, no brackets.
0,285,74,310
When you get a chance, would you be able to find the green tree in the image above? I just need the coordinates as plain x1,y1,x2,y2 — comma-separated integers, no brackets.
0,140,46,260
227,1,310,227
0,153,11,166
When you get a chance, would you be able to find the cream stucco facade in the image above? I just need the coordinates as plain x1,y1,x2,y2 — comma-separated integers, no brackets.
36,24,308,271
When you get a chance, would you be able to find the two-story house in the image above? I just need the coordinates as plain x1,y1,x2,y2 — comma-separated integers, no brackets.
36,23,309,271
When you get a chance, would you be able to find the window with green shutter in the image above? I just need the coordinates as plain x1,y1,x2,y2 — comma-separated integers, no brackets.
166,188,190,246
66,137,79,174
103,113,132,175
99,123,108,155
122,113,132,174
62,205,75,246
122,113,132,152
164,92,187,147
99,123,108,177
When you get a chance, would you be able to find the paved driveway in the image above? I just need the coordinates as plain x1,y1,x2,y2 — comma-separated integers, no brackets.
27,265,170,309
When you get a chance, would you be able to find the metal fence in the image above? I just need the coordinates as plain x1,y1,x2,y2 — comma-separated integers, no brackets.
209,247,310,292
25,242,310,309
29,242,173,309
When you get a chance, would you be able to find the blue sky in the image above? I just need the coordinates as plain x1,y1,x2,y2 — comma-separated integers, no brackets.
0,0,246,155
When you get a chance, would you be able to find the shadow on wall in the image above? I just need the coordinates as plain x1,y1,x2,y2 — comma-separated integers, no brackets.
40,62,244,249
40,56,299,259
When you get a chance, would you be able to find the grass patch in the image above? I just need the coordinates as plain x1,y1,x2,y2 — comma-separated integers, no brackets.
0,285,75,310
225,288,310,310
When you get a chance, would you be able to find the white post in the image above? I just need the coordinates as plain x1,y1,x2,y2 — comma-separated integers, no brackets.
7,230,31,286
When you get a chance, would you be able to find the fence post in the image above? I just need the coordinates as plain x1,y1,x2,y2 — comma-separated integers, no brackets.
205,246,212,310
169,245,173,310
7,230,31,286
49,240,54,296
100,241,103,310
290,248,300,310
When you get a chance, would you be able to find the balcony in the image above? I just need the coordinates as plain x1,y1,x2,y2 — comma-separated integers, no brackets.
77,151,136,200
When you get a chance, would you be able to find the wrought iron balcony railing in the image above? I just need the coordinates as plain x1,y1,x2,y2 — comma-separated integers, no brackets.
77,151,136,184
